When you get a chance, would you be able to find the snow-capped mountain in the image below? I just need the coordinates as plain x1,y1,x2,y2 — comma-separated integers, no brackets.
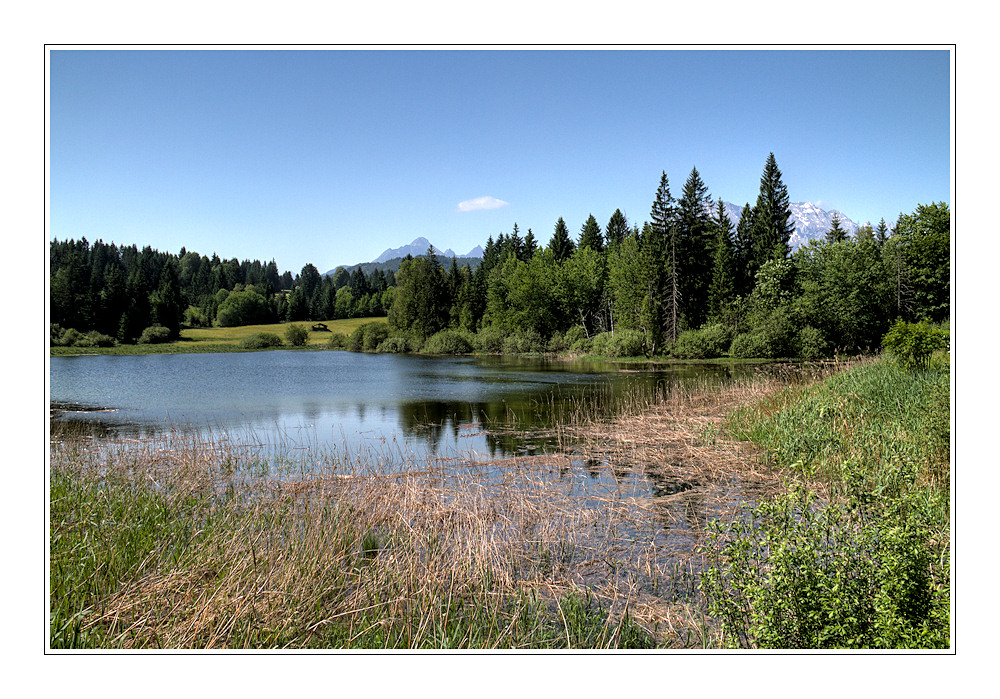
713,201,861,250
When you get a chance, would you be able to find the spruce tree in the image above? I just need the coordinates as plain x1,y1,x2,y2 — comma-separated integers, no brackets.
734,203,755,297
749,153,795,277
548,217,576,262
825,212,848,244
579,214,604,252
604,209,629,249
523,229,538,259
676,166,715,329
708,200,737,322
875,217,889,246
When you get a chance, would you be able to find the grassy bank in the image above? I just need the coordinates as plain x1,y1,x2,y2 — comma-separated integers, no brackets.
703,354,951,648
50,317,381,356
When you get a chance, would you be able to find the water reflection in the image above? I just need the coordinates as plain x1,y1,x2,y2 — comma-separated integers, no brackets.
49,351,764,459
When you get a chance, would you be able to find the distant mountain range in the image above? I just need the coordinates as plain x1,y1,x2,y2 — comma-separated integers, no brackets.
324,237,483,276
325,204,866,276
372,236,483,264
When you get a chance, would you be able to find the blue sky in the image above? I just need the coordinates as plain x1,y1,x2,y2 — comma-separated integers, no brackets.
48,48,951,275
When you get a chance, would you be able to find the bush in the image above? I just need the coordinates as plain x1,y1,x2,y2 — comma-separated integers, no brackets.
591,330,645,358
239,332,283,349
374,336,409,354
183,306,209,328
502,329,545,354
881,320,949,370
284,324,309,347
362,323,390,352
75,331,117,348
473,325,507,354
348,322,390,352
795,325,829,360
671,324,732,359
546,331,568,353
423,330,473,355
138,326,172,345
326,332,349,349
570,336,594,354
702,470,950,649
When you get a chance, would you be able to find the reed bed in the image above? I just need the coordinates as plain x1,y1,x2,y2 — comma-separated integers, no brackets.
50,359,873,650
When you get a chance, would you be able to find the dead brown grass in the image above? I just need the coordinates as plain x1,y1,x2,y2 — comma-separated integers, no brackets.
51,366,820,649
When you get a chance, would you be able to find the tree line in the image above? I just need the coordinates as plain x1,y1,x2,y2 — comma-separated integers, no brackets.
49,241,401,344
50,152,950,358
384,153,948,358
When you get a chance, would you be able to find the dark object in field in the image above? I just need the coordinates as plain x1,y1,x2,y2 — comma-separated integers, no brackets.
311,323,330,332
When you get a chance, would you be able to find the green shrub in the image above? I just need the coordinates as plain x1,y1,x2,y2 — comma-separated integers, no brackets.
374,336,409,354
326,332,349,349
348,322,390,352
474,325,507,354
591,330,645,358
671,324,732,359
183,306,210,328
239,332,283,349
76,331,117,348
363,323,390,352
502,329,545,354
138,326,172,345
423,330,473,355
795,325,829,360
284,323,309,347
570,336,594,354
546,331,568,353
881,320,949,370
702,469,950,649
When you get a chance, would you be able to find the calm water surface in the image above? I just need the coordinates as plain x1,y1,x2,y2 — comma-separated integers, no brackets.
49,350,755,460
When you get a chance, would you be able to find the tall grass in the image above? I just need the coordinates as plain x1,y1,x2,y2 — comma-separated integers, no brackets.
49,434,669,649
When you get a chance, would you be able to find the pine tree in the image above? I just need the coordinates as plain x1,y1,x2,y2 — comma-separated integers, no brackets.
648,172,679,346
749,153,795,278
734,203,755,297
604,209,629,249
548,217,576,262
523,229,538,259
825,212,848,244
579,214,604,252
708,200,737,322
676,166,715,329
875,217,889,246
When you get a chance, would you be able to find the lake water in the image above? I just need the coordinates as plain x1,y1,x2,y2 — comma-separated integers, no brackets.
49,350,755,462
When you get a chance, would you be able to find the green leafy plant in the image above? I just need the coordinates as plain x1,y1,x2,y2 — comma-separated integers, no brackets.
701,465,949,649
138,325,172,344
239,332,283,349
881,320,949,370
284,323,309,347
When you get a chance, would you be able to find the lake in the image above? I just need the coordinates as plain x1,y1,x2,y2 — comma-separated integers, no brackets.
49,350,756,462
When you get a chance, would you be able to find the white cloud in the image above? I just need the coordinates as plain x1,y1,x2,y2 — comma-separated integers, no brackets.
457,196,509,212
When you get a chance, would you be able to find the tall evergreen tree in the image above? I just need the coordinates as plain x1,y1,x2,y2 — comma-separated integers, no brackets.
579,214,604,252
149,259,183,338
647,171,677,347
604,209,629,249
733,203,755,297
825,212,848,244
676,166,715,329
522,229,538,259
548,217,576,262
749,153,795,277
875,217,889,246
708,200,737,322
